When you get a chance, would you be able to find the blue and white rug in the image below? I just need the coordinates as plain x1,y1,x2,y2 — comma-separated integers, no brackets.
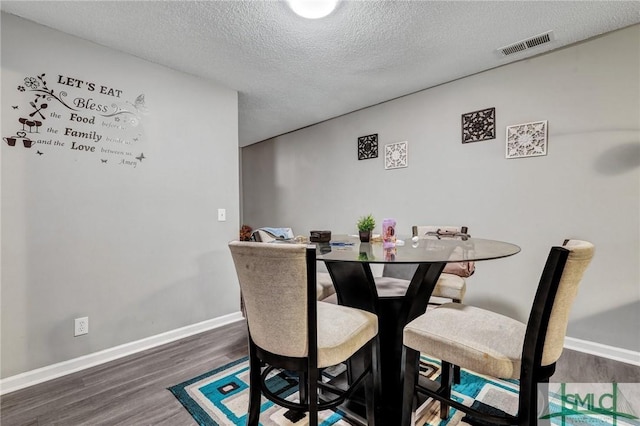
169,355,524,426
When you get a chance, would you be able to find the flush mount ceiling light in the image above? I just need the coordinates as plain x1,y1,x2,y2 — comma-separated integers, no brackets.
287,0,339,19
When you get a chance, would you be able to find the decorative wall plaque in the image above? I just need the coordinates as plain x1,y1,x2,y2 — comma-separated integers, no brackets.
358,133,378,160
506,120,548,159
384,141,408,170
462,107,496,143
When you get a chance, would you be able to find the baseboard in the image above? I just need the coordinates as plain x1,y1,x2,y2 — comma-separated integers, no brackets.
0,311,244,395
3,316,635,395
564,336,640,367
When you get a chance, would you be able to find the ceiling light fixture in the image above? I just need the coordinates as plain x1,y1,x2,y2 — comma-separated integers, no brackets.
287,0,339,19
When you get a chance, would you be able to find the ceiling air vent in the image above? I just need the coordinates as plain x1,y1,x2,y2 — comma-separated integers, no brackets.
497,31,554,57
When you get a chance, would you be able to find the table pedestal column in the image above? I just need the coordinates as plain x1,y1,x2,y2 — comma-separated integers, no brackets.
324,261,446,424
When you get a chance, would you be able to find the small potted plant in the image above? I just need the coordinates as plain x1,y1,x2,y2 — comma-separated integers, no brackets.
357,214,376,243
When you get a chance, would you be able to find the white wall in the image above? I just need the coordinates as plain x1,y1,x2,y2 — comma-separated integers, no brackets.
242,25,640,351
1,13,240,378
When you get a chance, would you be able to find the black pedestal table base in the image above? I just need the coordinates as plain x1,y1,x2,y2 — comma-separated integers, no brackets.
325,261,446,424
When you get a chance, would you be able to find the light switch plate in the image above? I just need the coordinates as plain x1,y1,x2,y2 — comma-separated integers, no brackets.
217,208,226,221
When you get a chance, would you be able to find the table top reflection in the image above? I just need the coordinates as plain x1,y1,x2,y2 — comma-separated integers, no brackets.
315,234,520,264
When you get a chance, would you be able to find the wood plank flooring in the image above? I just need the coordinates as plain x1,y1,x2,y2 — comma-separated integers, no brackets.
1,320,248,426
2,319,638,425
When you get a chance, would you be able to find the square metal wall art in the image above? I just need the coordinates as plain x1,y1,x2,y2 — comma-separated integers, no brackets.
462,107,496,143
505,120,548,159
358,134,378,160
384,141,408,170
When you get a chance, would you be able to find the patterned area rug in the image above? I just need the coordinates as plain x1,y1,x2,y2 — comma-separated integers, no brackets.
169,355,520,425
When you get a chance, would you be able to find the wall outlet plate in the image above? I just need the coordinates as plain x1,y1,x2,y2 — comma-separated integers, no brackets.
74,317,89,336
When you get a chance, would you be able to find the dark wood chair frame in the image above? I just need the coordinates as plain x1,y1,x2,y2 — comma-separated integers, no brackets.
246,246,380,426
400,245,570,426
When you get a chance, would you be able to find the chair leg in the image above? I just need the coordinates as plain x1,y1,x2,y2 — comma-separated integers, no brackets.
307,366,319,426
440,361,453,420
452,298,462,385
363,341,377,426
533,378,551,426
247,341,262,426
292,370,309,421
372,336,382,411
529,379,551,426
298,371,308,404
401,346,420,426
453,364,461,384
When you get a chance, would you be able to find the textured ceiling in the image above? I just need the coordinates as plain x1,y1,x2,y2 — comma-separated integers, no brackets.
2,1,639,147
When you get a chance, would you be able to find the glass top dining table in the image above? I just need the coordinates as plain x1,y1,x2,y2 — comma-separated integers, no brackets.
314,234,520,425
315,234,520,264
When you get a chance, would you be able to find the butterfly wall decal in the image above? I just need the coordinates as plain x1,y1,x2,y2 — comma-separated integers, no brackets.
128,94,148,114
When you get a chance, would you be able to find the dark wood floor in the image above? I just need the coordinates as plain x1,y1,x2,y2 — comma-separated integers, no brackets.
1,321,248,426
2,319,638,425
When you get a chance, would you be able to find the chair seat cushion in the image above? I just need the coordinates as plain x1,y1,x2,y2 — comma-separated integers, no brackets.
317,302,378,368
316,272,336,300
403,303,525,379
432,273,466,300
373,276,409,297
374,273,466,300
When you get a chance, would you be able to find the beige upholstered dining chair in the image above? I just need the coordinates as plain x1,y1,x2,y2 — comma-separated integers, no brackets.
229,241,379,426
375,225,471,303
400,239,594,426
251,227,336,300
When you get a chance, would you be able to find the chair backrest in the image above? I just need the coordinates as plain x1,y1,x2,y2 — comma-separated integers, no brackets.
229,241,313,358
384,225,472,279
412,225,468,237
539,240,595,366
518,240,594,421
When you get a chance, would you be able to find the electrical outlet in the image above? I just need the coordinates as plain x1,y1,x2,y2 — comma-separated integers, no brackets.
74,317,89,336
217,208,226,221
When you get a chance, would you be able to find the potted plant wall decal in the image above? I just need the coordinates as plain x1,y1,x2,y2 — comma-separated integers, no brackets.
357,214,376,243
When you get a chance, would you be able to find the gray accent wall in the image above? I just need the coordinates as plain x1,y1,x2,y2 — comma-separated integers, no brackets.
242,25,640,351
1,14,240,378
